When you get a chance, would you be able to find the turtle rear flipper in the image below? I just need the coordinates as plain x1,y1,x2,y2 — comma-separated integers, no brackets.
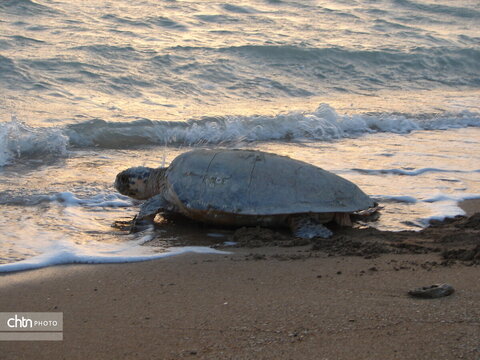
288,215,333,239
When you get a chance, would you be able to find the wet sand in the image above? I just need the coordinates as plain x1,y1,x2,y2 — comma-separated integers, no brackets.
460,198,480,217
1,200,479,359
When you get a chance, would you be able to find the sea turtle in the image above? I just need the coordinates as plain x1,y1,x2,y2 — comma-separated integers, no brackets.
114,149,377,238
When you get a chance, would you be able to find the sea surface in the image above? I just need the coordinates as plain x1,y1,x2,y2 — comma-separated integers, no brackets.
1,0,479,271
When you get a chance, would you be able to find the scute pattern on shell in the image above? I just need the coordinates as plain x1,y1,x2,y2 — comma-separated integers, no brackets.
163,149,375,216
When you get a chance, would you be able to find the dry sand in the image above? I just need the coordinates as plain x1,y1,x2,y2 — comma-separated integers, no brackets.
1,200,479,359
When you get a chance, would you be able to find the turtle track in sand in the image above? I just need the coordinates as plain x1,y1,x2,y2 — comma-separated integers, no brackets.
142,213,480,266
217,213,480,264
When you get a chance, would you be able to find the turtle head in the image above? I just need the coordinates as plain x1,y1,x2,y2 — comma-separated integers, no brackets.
115,166,166,200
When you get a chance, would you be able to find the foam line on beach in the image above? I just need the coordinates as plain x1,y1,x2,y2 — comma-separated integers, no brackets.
52,192,133,207
423,193,480,203
376,193,480,204
374,195,419,203
0,191,133,207
353,168,480,176
376,193,480,225
420,202,467,224
0,238,229,273
420,196,480,224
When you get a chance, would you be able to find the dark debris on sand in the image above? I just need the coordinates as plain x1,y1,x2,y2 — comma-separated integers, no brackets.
229,227,310,248
225,214,480,264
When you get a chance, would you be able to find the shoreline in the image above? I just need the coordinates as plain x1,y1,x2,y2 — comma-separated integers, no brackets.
1,200,479,359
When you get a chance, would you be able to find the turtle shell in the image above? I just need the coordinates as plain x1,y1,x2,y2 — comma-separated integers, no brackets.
164,149,374,216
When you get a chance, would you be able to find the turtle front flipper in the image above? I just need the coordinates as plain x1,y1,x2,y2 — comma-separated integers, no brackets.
288,215,333,239
130,194,170,233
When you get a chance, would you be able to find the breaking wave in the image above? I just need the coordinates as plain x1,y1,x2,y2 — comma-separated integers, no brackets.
0,116,68,166
64,105,480,148
1,104,480,165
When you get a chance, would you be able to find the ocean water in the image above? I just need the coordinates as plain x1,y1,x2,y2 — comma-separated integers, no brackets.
0,0,479,271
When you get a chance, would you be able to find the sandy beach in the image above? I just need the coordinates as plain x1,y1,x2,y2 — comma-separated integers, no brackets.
2,0,479,358
1,200,479,359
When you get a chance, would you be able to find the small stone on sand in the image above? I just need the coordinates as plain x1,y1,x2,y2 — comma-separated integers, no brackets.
408,284,455,299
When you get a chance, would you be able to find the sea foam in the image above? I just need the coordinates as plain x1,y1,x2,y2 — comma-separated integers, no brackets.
64,105,480,148
0,236,229,273
353,168,480,176
1,105,479,166
52,192,133,208
376,193,480,226
0,116,68,166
